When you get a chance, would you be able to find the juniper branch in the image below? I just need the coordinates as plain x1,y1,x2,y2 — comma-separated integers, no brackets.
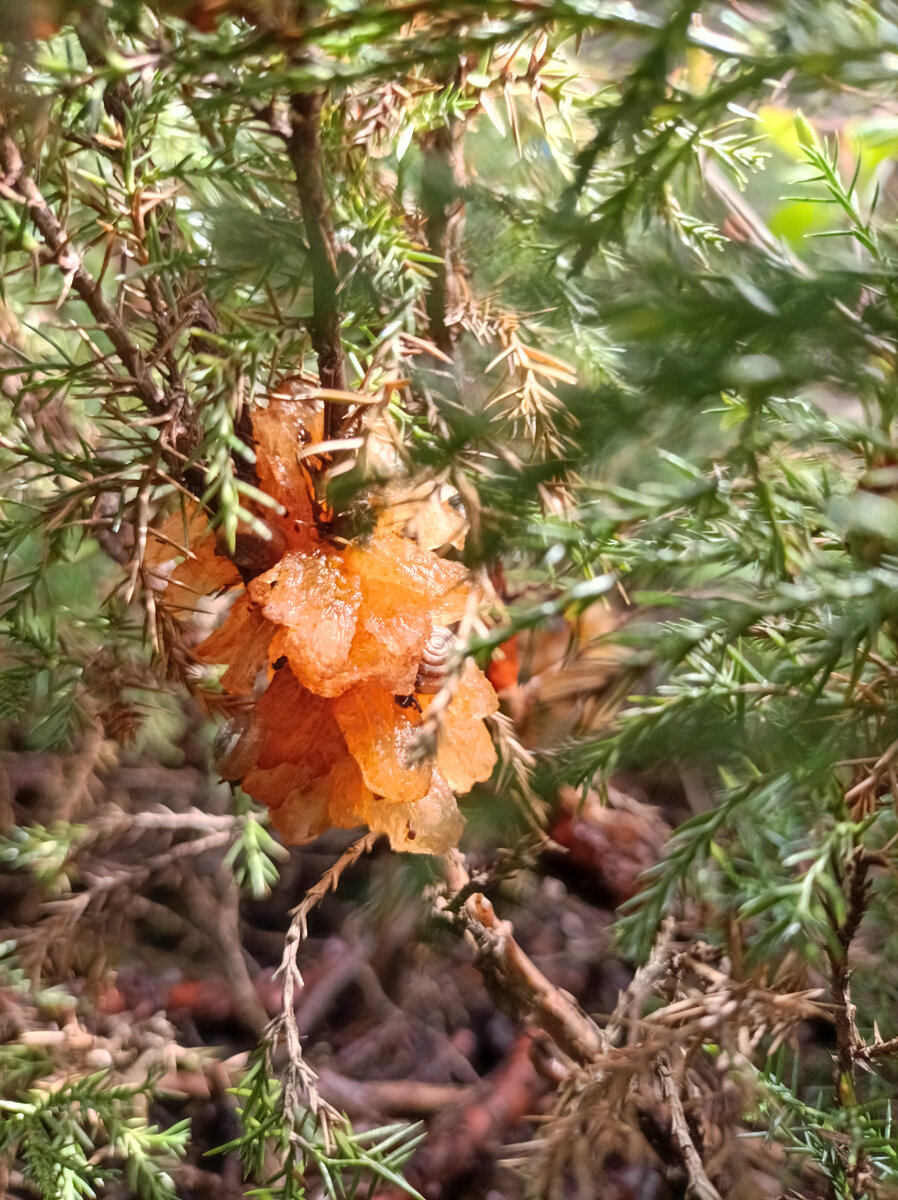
421,111,466,358
657,1052,723,1200
827,849,873,1111
287,90,346,440
268,833,379,1147
439,851,605,1067
857,1034,898,1062
0,134,165,418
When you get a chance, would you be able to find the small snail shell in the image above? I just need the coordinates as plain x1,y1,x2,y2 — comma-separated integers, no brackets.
213,711,262,782
415,625,455,695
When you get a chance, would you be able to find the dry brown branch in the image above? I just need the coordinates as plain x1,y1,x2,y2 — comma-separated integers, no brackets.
293,935,379,1037
0,108,253,532
379,1032,543,1200
605,917,676,1048
95,807,240,835
657,1053,723,1200
825,848,872,1115
439,851,605,1066
267,832,379,1148
79,828,234,894
285,831,380,945
0,131,167,418
314,1069,477,1119
857,1033,898,1062
8,826,239,976
844,737,898,806
181,872,269,1037
519,925,827,1195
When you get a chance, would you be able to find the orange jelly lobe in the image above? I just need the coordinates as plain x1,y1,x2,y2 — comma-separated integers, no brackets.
333,682,433,805
195,596,275,695
249,552,362,695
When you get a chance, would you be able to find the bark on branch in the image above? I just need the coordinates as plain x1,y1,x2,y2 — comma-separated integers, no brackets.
439,851,605,1067
0,126,201,481
658,1053,723,1200
828,848,872,1107
0,131,166,417
421,116,466,358
287,91,346,440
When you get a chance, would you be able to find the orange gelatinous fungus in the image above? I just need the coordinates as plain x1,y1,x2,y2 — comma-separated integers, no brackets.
161,392,499,855
345,527,467,605
332,681,433,805
251,393,321,551
241,761,305,811
377,484,466,553
354,768,464,855
327,626,420,696
268,778,331,845
145,503,241,596
436,707,497,794
173,545,241,597
195,595,275,695
420,659,499,793
248,552,362,695
252,667,347,779
337,578,431,694
144,506,204,571
270,755,372,845
486,634,520,693
451,656,500,720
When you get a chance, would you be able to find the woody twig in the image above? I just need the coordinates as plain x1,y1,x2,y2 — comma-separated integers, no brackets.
438,850,605,1067
286,90,347,442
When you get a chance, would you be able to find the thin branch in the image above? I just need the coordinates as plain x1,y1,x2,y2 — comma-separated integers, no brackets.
0,132,167,419
268,832,379,1147
315,1068,477,1118
657,1053,723,1200
857,1034,898,1062
827,848,872,1108
182,870,269,1036
844,737,898,805
79,829,234,894
287,90,346,441
605,916,676,1048
420,106,466,358
283,831,380,948
438,851,604,1066
95,807,240,835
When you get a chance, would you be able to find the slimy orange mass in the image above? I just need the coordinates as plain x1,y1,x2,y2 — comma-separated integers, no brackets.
147,390,498,853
